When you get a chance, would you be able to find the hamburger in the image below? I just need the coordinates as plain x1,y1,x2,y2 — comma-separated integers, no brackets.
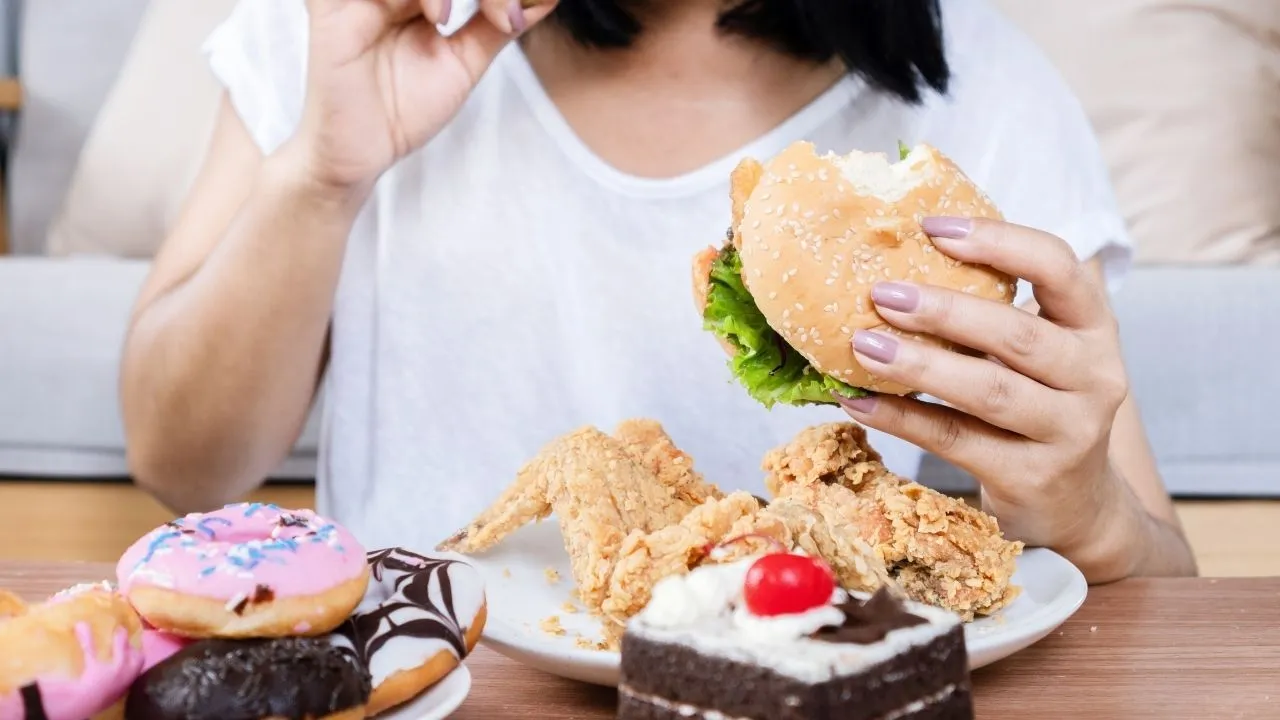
693,140,1015,407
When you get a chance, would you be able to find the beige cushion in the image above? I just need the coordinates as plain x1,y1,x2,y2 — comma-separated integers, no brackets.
992,0,1280,265
46,0,238,258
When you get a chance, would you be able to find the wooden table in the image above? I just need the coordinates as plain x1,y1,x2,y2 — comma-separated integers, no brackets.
4,562,1278,719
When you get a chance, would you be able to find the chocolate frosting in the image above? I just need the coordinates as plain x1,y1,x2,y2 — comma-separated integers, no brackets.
330,547,475,671
811,587,927,644
19,684,47,720
124,638,371,720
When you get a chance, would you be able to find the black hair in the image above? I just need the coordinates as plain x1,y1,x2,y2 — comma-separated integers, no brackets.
550,0,949,104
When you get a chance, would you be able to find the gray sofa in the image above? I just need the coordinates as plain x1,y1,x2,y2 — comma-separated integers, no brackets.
0,0,1276,496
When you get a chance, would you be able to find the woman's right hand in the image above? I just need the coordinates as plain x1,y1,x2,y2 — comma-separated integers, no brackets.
294,0,557,192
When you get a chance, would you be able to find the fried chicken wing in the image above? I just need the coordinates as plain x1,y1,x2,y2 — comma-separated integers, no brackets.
613,419,724,507
599,492,788,643
763,422,1023,619
439,426,695,609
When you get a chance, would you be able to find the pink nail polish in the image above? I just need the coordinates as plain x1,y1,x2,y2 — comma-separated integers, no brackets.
837,394,879,415
872,282,920,313
853,331,898,364
922,216,972,239
507,0,527,33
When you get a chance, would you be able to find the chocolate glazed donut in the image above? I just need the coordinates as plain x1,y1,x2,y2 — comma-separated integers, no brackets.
123,638,371,720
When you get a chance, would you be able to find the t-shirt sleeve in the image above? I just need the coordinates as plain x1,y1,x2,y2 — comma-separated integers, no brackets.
915,0,1132,302
202,0,310,156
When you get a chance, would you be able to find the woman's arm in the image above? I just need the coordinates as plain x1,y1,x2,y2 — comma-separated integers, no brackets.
120,98,365,513
1023,260,1197,579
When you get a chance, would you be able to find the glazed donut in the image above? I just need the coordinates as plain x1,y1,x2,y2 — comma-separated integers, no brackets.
0,584,143,720
116,503,370,638
124,637,371,720
330,548,487,716
0,590,24,619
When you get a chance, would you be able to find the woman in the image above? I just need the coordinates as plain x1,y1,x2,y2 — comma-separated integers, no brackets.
119,0,1196,582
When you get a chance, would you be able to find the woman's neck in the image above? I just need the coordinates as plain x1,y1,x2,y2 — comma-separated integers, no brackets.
519,12,845,178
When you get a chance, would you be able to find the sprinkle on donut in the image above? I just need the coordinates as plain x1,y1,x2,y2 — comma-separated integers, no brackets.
117,503,370,639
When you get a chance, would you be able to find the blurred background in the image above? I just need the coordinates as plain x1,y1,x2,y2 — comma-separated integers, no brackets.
0,0,1275,568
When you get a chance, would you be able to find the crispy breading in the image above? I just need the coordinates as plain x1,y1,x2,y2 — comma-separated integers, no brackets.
442,419,1024,651
613,419,724,507
763,422,1023,619
599,492,788,644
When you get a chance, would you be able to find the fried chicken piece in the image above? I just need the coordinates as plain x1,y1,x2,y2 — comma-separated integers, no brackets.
599,492,788,645
614,419,724,507
760,499,895,595
764,422,1024,620
763,421,894,496
439,427,696,609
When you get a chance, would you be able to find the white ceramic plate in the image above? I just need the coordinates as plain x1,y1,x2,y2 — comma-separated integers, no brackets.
380,664,473,720
466,520,1087,686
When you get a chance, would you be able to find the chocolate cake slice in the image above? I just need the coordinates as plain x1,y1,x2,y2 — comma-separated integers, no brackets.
618,556,973,720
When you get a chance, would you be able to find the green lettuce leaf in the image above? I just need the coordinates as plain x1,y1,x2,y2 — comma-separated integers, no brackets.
702,245,866,408
898,140,911,160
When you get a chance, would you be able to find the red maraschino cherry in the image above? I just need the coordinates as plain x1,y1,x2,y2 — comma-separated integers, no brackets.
703,534,837,617
743,553,837,617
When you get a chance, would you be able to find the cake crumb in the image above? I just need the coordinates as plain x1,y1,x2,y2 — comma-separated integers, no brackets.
540,616,566,636
544,568,561,584
1090,626,1098,633
561,602,579,614
502,568,512,578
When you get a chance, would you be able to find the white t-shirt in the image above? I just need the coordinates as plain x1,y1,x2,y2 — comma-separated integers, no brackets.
204,0,1131,550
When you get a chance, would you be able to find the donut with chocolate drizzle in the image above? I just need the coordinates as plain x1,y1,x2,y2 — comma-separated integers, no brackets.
329,548,487,717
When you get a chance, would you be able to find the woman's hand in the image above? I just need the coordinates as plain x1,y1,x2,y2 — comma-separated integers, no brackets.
834,216,1143,581
292,0,557,192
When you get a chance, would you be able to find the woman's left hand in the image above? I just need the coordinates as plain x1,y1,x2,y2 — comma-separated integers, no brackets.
834,216,1135,578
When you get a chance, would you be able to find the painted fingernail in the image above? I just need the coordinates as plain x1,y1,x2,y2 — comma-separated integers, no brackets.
922,216,972,239
872,282,919,313
440,0,452,24
507,0,527,33
836,393,879,415
853,331,898,364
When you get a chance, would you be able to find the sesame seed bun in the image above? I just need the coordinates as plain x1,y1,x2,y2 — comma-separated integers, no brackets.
697,141,1015,397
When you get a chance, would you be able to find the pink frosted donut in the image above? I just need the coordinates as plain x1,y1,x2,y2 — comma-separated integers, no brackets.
0,584,143,720
117,503,370,639
140,624,191,673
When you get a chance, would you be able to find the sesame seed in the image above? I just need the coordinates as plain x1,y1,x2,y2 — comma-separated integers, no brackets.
794,303,804,311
